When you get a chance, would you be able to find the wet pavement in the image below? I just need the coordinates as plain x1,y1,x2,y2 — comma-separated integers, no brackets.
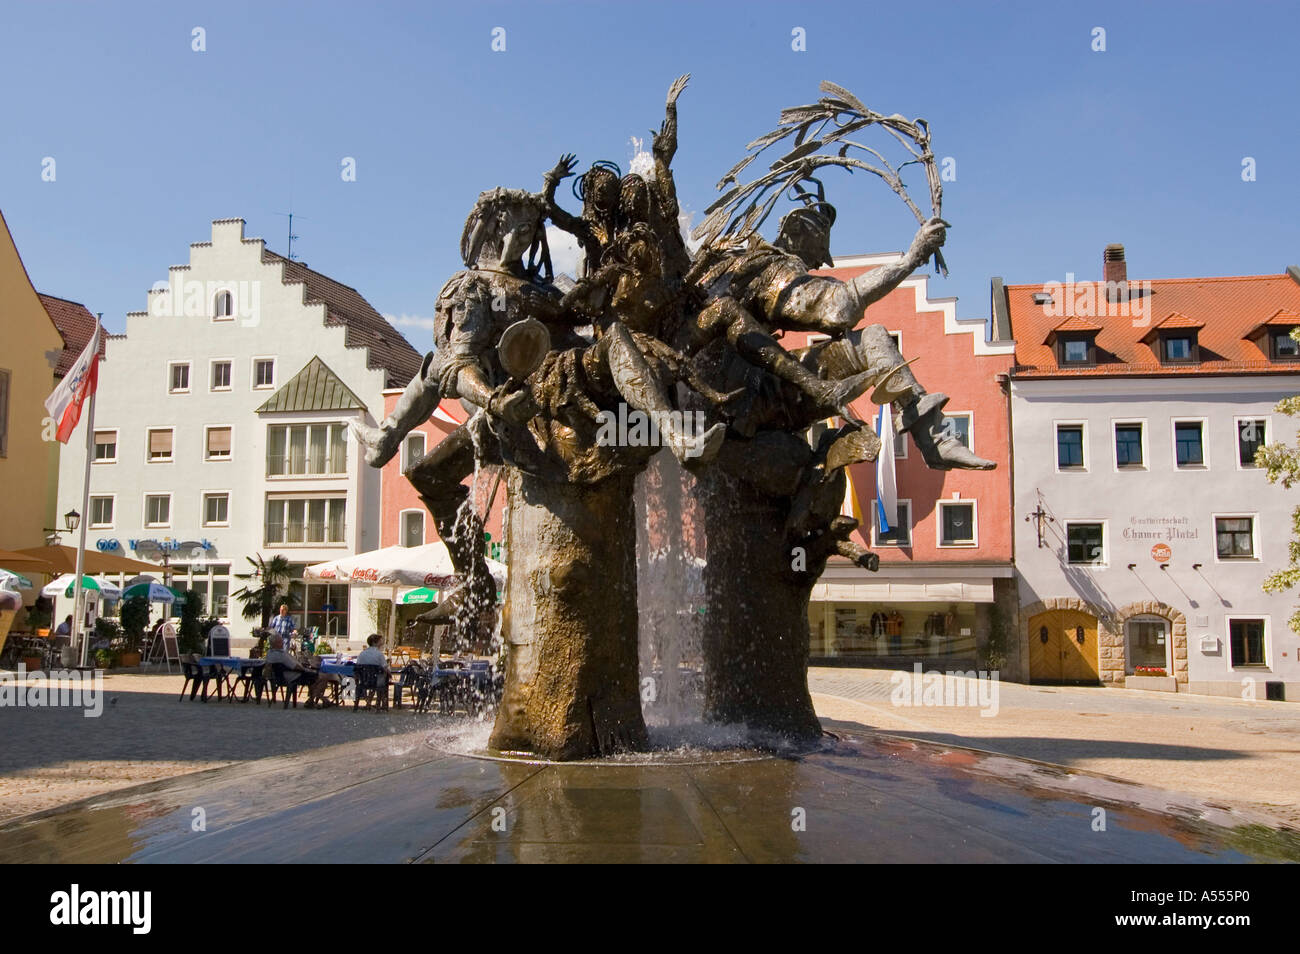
2,724,1297,863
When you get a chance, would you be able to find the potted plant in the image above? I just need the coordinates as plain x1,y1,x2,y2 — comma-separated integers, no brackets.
117,596,150,667
94,648,118,669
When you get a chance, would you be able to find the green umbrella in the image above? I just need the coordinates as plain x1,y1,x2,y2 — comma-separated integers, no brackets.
399,587,440,604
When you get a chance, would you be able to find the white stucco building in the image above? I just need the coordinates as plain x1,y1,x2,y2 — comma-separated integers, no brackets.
55,219,422,649
999,246,1300,699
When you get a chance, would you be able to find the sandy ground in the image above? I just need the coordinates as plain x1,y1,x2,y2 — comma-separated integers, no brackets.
2,668,1298,827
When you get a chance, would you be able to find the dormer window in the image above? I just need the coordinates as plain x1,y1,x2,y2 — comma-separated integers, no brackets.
1058,334,1095,366
1271,329,1299,360
1160,332,1198,364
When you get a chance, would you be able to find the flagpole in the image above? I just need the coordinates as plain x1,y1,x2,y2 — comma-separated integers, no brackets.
72,325,101,669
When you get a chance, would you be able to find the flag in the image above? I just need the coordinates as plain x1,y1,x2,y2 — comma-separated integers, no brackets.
875,403,898,534
44,321,100,443
840,464,863,523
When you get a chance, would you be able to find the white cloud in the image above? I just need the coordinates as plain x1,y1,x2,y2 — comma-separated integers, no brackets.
545,226,584,279
383,312,436,331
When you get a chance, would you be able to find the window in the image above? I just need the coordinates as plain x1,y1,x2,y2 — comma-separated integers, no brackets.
1271,330,1299,360
1066,522,1105,565
1238,419,1266,468
1056,333,1096,365
211,361,232,390
402,510,424,548
205,426,232,460
144,494,171,528
1215,516,1256,560
1126,616,1169,673
0,368,8,458
1229,618,1266,667
93,429,117,462
1160,334,1197,363
169,362,190,393
265,496,347,545
938,500,976,547
872,500,912,548
214,291,233,320
1114,422,1144,468
940,413,971,450
1062,338,1090,363
89,496,114,528
403,433,426,470
147,428,174,462
267,423,348,476
253,358,275,389
1174,421,1205,468
203,493,229,527
1056,424,1085,470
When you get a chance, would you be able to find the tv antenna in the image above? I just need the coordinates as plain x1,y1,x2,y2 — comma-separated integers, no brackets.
275,206,307,261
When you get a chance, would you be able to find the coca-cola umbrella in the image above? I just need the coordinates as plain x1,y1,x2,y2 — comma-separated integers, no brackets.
306,544,505,650
304,543,506,589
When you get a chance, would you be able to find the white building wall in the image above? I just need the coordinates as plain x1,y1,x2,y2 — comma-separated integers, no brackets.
1011,374,1300,698
56,219,387,649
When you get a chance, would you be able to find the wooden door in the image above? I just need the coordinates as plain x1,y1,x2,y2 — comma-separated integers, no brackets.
1029,609,1100,683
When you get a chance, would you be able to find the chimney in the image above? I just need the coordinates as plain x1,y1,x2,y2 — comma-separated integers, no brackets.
1103,244,1127,301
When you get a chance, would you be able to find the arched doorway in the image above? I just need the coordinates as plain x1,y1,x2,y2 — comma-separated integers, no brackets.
1028,608,1100,684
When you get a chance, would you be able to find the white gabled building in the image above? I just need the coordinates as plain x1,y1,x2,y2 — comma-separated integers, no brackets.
1000,245,1300,700
56,218,422,649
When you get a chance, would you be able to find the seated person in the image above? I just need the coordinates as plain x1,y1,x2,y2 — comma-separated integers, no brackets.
263,634,334,707
53,614,72,637
356,633,390,674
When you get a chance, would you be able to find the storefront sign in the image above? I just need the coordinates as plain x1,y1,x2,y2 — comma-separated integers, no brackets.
1151,543,1171,562
1122,516,1198,543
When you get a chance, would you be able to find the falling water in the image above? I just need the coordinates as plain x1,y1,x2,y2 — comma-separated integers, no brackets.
635,448,706,729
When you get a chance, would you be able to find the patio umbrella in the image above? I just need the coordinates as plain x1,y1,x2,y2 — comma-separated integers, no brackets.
0,569,34,590
41,575,122,600
122,581,182,604
17,545,156,575
305,543,507,589
0,548,58,573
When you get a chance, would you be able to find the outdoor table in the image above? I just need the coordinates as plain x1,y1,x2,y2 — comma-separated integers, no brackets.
320,660,357,704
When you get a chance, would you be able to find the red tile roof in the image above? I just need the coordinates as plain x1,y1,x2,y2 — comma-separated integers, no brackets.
262,250,423,389
38,294,103,377
1005,272,1300,377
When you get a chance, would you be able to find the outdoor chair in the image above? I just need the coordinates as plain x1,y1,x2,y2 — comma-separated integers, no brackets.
266,663,306,709
353,664,389,711
179,655,218,702
236,662,265,703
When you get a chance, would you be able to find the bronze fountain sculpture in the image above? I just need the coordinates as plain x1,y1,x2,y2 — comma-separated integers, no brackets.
352,79,995,760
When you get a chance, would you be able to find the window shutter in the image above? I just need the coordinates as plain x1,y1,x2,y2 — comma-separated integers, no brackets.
149,429,173,457
207,427,231,455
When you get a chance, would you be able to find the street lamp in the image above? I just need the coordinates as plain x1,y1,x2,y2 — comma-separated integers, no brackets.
43,509,81,546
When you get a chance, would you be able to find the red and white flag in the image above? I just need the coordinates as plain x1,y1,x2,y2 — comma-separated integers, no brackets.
44,320,101,443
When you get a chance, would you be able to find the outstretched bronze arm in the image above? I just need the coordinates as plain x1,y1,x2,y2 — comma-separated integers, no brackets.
847,217,947,312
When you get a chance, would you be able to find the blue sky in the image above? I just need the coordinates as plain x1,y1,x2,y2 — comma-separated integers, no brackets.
2,0,1296,339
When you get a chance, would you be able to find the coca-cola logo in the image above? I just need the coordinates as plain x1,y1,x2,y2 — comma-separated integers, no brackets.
349,567,380,582
424,573,456,587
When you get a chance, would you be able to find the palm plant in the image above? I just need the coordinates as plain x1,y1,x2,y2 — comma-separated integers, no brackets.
232,555,300,628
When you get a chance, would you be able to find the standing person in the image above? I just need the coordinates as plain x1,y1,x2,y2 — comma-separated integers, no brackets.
269,603,296,649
